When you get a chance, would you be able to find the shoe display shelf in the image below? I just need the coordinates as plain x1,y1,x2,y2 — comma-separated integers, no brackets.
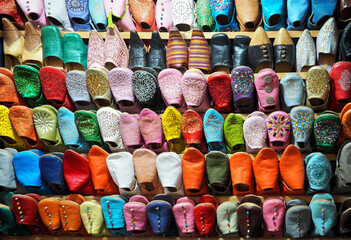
0,29,349,240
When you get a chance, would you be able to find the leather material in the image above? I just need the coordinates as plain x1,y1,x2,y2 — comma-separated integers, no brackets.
249,44,274,73
128,30,147,70
261,0,286,30
308,0,337,30
148,31,167,71
172,197,197,237
237,197,263,238
232,35,250,68
254,69,280,112
339,198,351,236
130,0,157,32
262,197,285,237
274,42,295,73
146,199,175,236
62,150,96,195
211,33,232,69
266,111,291,152
188,27,211,73
44,0,73,31
16,0,48,28
41,26,64,67
0,149,17,189
37,197,62,233
0,0,26,30
100,196,128,232
13,151,43,187
216,201,238,237
305,152,332,194
66,0,92,31
229,152,255,195
155,0,173,31
285,200,311,238
194,203,217,237
0,203,17,233
22,22,43,67
235,0,262,31
63,33,88,71
166,27,188,70
329,62,351,109
287,0,310,30
339,22,351,61
332,140,351,194
89,0,107,31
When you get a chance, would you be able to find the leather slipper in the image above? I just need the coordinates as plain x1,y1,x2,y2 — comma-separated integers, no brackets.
207,72,233,113
74,110,104,145
306,66,330,112
13,65,41,99
86,68,113,108
182,109,207,153
229,152,255,195
120,113,144,153
203,108,226,153
224,113,245,153
0,148,17,189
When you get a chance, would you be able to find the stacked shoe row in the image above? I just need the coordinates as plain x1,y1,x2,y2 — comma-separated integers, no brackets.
1,143,350,197
1,0,349,32
1,192,351,237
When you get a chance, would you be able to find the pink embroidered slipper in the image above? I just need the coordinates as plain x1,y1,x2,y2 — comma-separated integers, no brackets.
109,67,141,114
120,112,144,153
243,111,268,153
88,30,105,69
139,108,169,154
158,68,186,111
266,111,291,153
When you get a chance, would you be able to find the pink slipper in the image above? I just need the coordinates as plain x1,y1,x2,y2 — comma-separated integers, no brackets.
88,30,105,69
254,69,280,112
243,111,268,153
108,67,141,113
158,68,186,111
155,0,173,31
120,112,145,153
104,0,126,19
139,108,169,153
266,111,291,153
116,2,137,32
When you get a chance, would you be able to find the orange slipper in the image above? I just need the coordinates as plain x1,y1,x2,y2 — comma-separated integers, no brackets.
279,145,305,195
338,103,351,145
88,145,119,195
182,147,210,195
252,148,280,195
9,106,48,152
37,197,63,235
229,152,255,195
0,73,25,107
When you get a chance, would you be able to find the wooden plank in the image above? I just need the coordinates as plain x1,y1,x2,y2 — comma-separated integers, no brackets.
0,30,330,40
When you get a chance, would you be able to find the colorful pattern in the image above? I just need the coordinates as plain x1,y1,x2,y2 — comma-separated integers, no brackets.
209,0,230,11
166,28,188,69
314,120,340,145
292,111,313,139
66,0,87,14
208,75,232,107
196,0,216,31
231,68,254,96
339,70,351,91
203,110,224,142
40,68,67,102
182,111,203,144
267,114,291,139
13,66,41,99
131,72,157,103
86,72,110,98
189,27,211,72
306,162,331,188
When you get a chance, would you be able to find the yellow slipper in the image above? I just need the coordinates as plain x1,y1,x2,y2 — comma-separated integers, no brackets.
162,106,187,153
0,105,27,151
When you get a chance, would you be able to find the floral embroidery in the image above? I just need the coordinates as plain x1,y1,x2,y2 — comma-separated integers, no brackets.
208,76,232,107
66,72,91,100
292,111,313,139
196,0,215,30
203,111,224,142
338,70,351,91
306,160,331,188
58,116,80,145
231,68,254,96
132,72,157,103
285,79,300,98
86,72,110,98
33,111,55,134
243,118,267,149
314,120,340,145
172,0,195,25
66,0,87,14
182,111,202,144
209,0,230,11
163,109,182,139
181,75,207,106
296,30,316,72
159,75,182,102
316,19,337,58
109,70,134,102
105,26,129,68
75,115,96,137
88,31,105,69
267,114,290,138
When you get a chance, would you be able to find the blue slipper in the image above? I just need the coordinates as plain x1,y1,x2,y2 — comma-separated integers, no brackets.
305,153,332,194
261,0,286,30
308,0,337,30
203,108,227,153
89,0,107,31
280,73,306,112
287,0,310,30
0,149,17,189
290,106,314,153
66,0,93,31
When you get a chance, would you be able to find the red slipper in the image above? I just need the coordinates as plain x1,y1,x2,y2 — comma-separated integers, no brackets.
207,72,233,113
182,109,207,153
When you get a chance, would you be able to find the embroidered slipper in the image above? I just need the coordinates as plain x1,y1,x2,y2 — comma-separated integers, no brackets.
108,67,141,114
296,29,316,72
328,62,351,112
104,24,129,70
9,106,48,152
196,0,216,32
133,149,164,195
74,110,104,145
0,148,17,189
88,30,105,69
88,145,119,195
306,66,330,112
139,108,169,153
89,0,107,31
207,72,233,113
156,152,185,197
155,0,173,31
39,153,69,195
231,66,256,113
243,111,268,153
0,68,23,107
182,109,207,153
266,111,291,153
314,110,341,152
86,68,113,108
66,70,93,109
22,22,43,68
162,106,187,154
253,148,281,195
106,152,141,197
63,33,88,71
65,0,92,32
181,69,209,110
39,66,70,108
120,113,144,153
172,0,196,31
205,151,232,195
305,153,332,194
254,68,280,113
129,0,157,32
0,105,27,151
290,106,314,152
13,65,41,99
32,105,59,144
2,18,24,71
280,73,306,112
97,107,127,152
203,108,226,153
132,70,158,108
223,113,245,153
158,69,186,111
229,152,255,195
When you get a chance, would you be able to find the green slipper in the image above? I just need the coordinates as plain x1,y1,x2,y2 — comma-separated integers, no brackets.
314,110,341,152
0,204,17,233
32,105,59,143
42,26,64,68
63,33,87,71
205,151,232,195
13,65,41,99
45,128,67,153
27,91,49,108
196,0,216,32
74,110,103,145
224,113,245,154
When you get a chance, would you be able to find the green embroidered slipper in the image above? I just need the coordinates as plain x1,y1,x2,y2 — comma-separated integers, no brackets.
13,65,41,99
74,110,104,145
32,105,59,143
314,110,341,152
196,0,216,32
224,113,245,153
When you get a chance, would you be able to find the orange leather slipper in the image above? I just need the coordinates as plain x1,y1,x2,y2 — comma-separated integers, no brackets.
88,145,119,195
229,152,255,195
37,197,64,235
252,148,280,195
279,145,305,195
